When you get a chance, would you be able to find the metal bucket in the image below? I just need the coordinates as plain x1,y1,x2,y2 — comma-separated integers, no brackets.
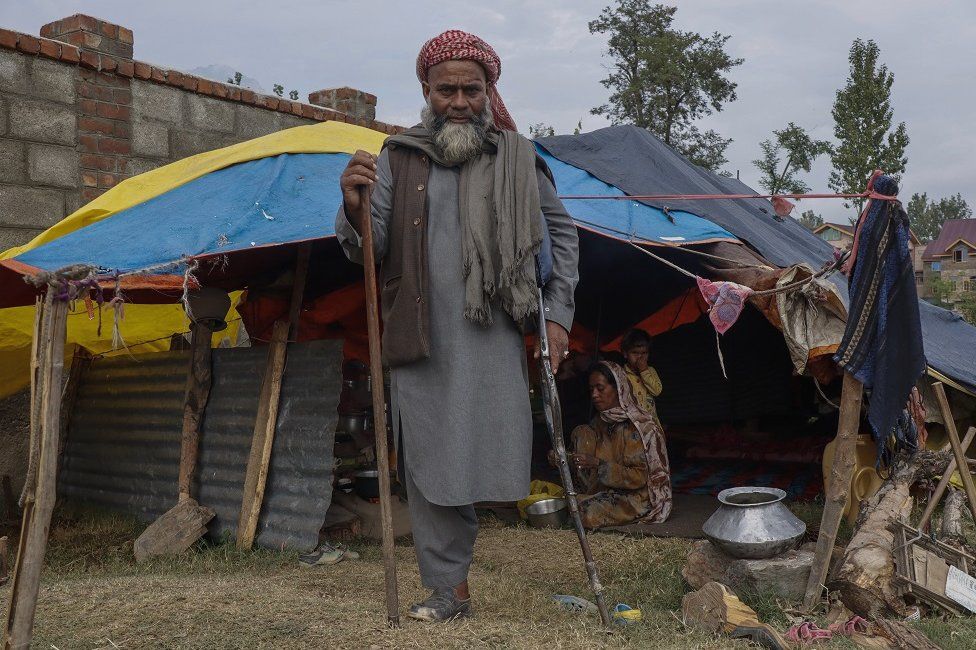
701,487,806,559
526,497,568,529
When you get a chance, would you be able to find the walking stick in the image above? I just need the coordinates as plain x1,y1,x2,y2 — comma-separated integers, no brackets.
359,185,400,628
535,275,612,628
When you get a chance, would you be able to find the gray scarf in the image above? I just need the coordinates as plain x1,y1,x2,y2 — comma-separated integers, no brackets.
386,126,543,326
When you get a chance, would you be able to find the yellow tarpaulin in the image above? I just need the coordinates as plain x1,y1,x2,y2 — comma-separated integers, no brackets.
0,121,387,398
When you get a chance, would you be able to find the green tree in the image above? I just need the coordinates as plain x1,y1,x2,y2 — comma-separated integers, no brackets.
753,123,832,195
528,123,556,139
589,1,743,171
797,209,824,231
829,39,909,215
928,276,955,307
958,293,976,326
273,84,284,97
907,192,973,242
226,71,243,86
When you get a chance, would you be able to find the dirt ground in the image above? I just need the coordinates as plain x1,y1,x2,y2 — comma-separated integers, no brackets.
2,506,975,649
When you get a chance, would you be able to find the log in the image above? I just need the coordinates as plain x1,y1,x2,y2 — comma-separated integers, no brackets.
803,371,863,610
2,291,68,649
57,346,92,458
830,450,952,618
933,383,976,524
681,581,760,635
177,321,214,502
133,499,215,563
868,618,941,650
236,319,289,549
917,426,976,532
940,488,966,545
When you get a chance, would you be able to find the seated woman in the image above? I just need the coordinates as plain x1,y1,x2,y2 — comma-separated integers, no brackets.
553,361,672,529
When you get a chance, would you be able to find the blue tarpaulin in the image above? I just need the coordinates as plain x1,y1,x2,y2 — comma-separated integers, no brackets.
15,153,351,274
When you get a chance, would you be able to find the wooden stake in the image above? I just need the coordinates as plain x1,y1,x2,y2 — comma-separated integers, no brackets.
3,289,68,650
178,321,214,502
360,185,400,627
236,320,289,550
803,371,863,611
917,426,976,532
57,347,92,459
287,243,312,339
933,382,976,524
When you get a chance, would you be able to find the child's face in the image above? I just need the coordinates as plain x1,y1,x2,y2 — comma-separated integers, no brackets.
624,345,649,372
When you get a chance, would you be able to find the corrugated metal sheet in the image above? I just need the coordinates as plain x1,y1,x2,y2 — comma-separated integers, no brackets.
60,340,340,551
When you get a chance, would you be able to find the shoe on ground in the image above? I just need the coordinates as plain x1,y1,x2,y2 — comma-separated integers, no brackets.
298,542,359,567
407,587,471,622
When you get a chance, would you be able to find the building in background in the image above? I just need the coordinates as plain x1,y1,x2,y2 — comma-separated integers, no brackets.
920,219,976,305
812,221,854,251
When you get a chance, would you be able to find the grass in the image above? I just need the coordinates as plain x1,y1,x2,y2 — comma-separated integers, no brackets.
2,504,974,648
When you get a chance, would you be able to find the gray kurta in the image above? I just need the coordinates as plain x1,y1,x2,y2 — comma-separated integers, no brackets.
336,147,578,507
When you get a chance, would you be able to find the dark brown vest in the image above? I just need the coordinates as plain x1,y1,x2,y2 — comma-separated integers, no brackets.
379,143,431,367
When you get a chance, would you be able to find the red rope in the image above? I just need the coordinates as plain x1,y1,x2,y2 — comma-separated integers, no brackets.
557,190,896,202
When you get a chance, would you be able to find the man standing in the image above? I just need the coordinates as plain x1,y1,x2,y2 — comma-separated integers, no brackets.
336,30,578,621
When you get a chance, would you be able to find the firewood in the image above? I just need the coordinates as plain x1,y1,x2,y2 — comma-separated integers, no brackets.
830,450,952,618
681,581,760,635
940,488,967,545
133,498,215,563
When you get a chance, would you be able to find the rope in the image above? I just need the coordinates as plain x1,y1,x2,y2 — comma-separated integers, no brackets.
559,189,898,202
575,216,771,269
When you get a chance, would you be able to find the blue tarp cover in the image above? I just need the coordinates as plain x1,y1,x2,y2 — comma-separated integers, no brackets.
16,153,350,274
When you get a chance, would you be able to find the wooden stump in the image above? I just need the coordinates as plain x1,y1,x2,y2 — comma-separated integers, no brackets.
681,581,760,635
830,450,951,618
133,499,215,563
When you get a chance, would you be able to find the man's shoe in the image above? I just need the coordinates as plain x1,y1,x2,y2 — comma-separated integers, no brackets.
298,542,359,567
407,587,471,622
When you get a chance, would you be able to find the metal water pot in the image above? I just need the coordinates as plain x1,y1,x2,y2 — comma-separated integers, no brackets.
701,487,806,559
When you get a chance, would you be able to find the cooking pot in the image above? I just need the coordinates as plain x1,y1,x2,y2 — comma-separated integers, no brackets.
702,487,806,559
525,498,568,529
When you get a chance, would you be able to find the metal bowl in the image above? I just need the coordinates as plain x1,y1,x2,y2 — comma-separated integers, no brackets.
525,498,568,529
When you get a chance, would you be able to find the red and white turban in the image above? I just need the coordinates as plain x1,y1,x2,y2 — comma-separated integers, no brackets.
416,29,517,131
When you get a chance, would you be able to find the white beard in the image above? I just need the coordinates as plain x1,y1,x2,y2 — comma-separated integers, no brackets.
421,99,493,165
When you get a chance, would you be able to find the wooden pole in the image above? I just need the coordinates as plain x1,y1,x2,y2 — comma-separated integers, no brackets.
359,185,400,627
236,320,289,550
933,382,976,524
236,246,310,550
3,288,68,650
803,371,863,611
287,243,312,338
917,426,976,532
178,321,214,502
57,347,92,459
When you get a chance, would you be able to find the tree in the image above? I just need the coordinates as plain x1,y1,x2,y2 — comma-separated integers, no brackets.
589,1,743,171
958,293,976,326
829,39,909,214
798,209,824,231
226,71,243,86
907,192,973,242
753,123,832,195
927,276,955,307
528,123,556,139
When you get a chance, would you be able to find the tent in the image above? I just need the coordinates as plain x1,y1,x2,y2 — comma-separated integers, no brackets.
5,119,976,542
3,122,976,401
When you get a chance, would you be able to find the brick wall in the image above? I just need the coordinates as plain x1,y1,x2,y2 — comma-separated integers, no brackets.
0,13,401,252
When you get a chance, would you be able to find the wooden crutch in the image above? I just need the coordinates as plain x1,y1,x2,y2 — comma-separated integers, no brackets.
359,184,400,628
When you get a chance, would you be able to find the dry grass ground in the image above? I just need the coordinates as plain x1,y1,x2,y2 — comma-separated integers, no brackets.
2,505,975,649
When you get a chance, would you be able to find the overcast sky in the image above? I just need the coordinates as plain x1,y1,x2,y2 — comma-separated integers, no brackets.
7,1,975,223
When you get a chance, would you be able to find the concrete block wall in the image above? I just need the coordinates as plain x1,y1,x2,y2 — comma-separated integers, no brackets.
0,13,400,253
0,48,79,251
